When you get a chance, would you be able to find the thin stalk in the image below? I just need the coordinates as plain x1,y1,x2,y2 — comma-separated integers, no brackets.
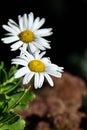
7,84,31,111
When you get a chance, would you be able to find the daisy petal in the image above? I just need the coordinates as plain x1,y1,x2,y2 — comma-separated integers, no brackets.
34,28,53,37
44,73,54,87
20,47,34,59
34,73,40,89
14,67,29,78
18,15,24,31
8,19,18,26
36,37,51,49
33,41,46,50
32,18,45,31
39,73,44,88
31,17,40,31
10,41,23,50
23,72,34,84
47,70,62,78
1,36,19,44
8,21,20,33
2,25,18,35
29,42,39,53
11,58,28,66
23,13,28,29
28,12,34,29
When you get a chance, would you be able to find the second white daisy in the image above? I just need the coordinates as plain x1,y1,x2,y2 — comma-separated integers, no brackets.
11,48,64,89
1,12,53,53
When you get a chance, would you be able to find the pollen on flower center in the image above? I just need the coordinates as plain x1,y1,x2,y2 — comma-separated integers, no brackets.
28,60,45,72
19,30,35,43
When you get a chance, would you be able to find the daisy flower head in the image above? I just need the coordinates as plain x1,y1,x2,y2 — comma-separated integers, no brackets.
1,12,53,53
11,48,64,89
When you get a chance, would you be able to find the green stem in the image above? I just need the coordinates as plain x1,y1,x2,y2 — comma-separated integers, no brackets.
5,78,22,95
7,84,31,111
2,77,14,86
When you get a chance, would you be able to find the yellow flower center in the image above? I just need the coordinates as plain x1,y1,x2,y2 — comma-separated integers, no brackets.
19,30,35,43
28,60,45,72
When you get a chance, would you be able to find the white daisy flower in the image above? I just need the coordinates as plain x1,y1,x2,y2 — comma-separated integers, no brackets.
11,48,64,89
1,12,53,53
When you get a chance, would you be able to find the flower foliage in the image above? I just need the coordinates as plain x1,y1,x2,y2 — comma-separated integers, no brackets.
0,61,35,130
0,12,64,130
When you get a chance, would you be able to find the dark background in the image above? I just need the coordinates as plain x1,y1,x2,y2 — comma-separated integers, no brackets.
0,0,87,80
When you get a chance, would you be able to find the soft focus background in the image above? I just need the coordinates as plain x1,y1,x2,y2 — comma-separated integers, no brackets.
0,0,87,81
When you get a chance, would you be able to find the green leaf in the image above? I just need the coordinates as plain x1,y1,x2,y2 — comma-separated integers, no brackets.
8,65,18,78
0,62,34,130
8,91,35,111
15,91,36,110
21,91,36,103
7,91,24,111
0,94,6,102
0,114,25,130
0,67,7,84
0,62,4,70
